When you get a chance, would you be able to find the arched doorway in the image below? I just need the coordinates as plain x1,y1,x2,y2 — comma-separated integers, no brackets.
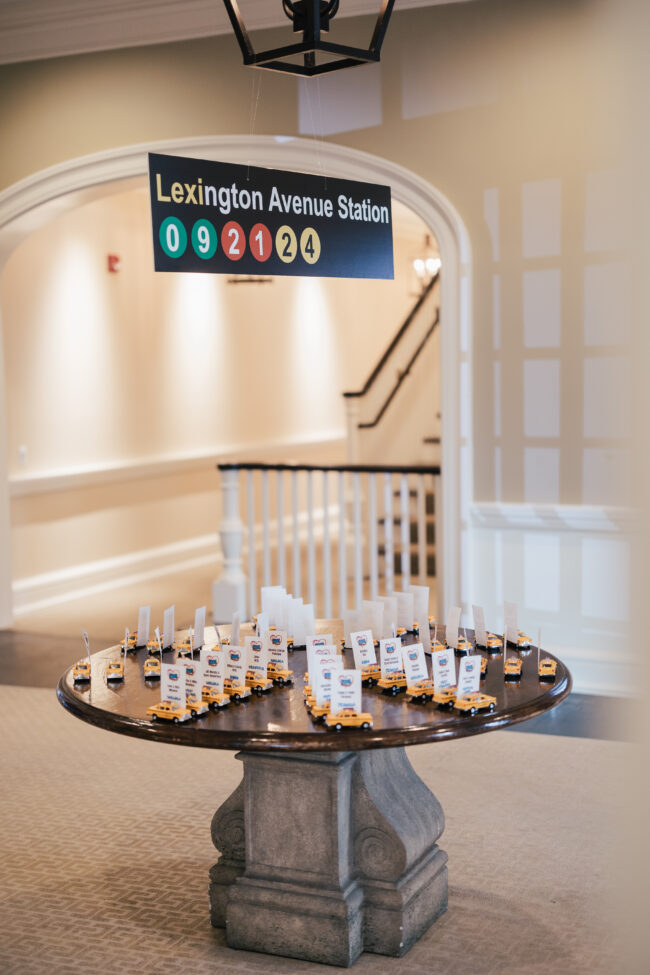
0,135,471,626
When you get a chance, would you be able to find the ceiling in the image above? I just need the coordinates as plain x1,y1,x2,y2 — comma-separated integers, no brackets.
0,0,471,65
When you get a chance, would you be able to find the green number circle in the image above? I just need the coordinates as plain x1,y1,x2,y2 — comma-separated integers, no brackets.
191,219,218,260
159,217,187,258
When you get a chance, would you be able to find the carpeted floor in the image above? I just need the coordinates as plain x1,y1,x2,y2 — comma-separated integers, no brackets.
1,685,628,974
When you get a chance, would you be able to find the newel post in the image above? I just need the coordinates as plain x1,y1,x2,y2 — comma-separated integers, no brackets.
212,467,247,623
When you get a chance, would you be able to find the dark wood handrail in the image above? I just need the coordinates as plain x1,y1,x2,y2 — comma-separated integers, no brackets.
218,462,441,475
358,310,440,430
342,272,439,399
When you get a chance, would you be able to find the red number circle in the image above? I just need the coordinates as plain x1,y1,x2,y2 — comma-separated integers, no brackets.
249,223,272,263
221,221,245,261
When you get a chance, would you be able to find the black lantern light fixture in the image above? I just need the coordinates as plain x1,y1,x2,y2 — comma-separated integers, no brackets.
222,0,396,77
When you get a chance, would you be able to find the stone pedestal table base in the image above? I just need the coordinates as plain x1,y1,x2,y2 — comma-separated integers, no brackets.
209,746,448,967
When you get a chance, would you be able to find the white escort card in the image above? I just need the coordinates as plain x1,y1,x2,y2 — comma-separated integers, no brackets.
180,658,203,701
379,637,403,677
362,600,384,639
287,597,304,645
266,630,288,669
457,655,481,696
409,585,431,652
312,653,343,707
81,629,91,658
161,662,186,706
343,609,365,647
472,605,487,648
230,612,241,648
193,606,206,649
401,642,429,685
255,611,269,638
300,604,316,644
261,586,287,629
163,606,175,648
445,606,462,650
392,591,414,630
200,646,225,693
330,669,362,716
154,626,163,652
245,636,268,678
307,643,338,688
432,648,456,688
504,602,518,645
351,630,377,670
378,596,398,638
306,633,334,651
225,646,247,687
137,605,151,647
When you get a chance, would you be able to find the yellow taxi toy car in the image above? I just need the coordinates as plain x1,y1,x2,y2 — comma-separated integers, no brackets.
454,636,473,656
428,615,437,627
267,661,294,685
106,660,124,682
147,699,193,724
431,640,446,654
324,708,373,731
72,660,91,682
517,630,532,649
377,672,407,695
125,632,138,650
504,657,523,680
224,677,252,703
480,656,488,678
433,686,457,708
147,639,168,655
186,695,209,718
307,699,330,722
454,692,497,714
360,663,381,686
202,686,230,709
538,657,557,681
176,638,193,658
485,633,503,653
405,679,435,704
143,657,161,680
245,672,274,695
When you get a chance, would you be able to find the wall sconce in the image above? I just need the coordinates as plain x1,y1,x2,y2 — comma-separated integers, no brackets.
412,235,440,293
107,255,121,273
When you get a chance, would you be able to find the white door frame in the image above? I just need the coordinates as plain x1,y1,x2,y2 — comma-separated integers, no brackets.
0,134,471,625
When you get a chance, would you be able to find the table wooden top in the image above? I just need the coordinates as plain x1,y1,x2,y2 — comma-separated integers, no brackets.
56,620,571,752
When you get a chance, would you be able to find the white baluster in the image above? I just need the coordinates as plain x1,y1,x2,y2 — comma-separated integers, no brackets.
383,472,394,593
247,469,256,617
368,472,378,601
323,471,332,618
338,472,347,616
400,474,410,590
292,469,301,597
212,467,247,623
276,470,285,588
353,471,363,608
307,470,316,611
434,472,443,618
417,473,427,585
262,469,271,587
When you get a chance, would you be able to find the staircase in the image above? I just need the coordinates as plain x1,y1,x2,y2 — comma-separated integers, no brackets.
378,488,436,579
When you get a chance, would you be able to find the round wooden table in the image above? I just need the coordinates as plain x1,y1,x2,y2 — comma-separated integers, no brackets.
57,620,571,967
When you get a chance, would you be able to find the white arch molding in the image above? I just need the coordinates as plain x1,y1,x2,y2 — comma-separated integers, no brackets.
0,135,471,626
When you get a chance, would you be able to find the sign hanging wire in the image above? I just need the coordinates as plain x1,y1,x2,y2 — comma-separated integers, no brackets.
247,71,264,180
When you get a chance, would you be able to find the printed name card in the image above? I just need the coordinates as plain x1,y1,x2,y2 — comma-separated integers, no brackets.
137,605,151,647
225,646,247,687
457,656,481,696
472,605,487,648
200,647,225,693
266,630,288,669
401,642,429,684
163,605,175,648
230,612,241,648
351,630,377,670
306,643,336,679
181,658,203,701
312,653,343,706
161,662,186,706
193,606,206,648
379,637,403,678
245,636,268,678
445,606,462,650
306,633,334,651
393,591,414,630
504,602,518,646
330,669,362,716
432,648,456,688
378,596,398,638
409,585,431,651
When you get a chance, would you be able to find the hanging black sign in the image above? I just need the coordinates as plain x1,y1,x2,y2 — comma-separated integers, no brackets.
148,153,394,280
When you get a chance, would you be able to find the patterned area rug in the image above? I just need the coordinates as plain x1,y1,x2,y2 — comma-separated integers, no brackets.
0,685,627,974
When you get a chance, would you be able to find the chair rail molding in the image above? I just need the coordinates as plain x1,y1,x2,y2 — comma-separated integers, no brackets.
0,133,471,623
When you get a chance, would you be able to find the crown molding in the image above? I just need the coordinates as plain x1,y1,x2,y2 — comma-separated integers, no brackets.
0,1,468,66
